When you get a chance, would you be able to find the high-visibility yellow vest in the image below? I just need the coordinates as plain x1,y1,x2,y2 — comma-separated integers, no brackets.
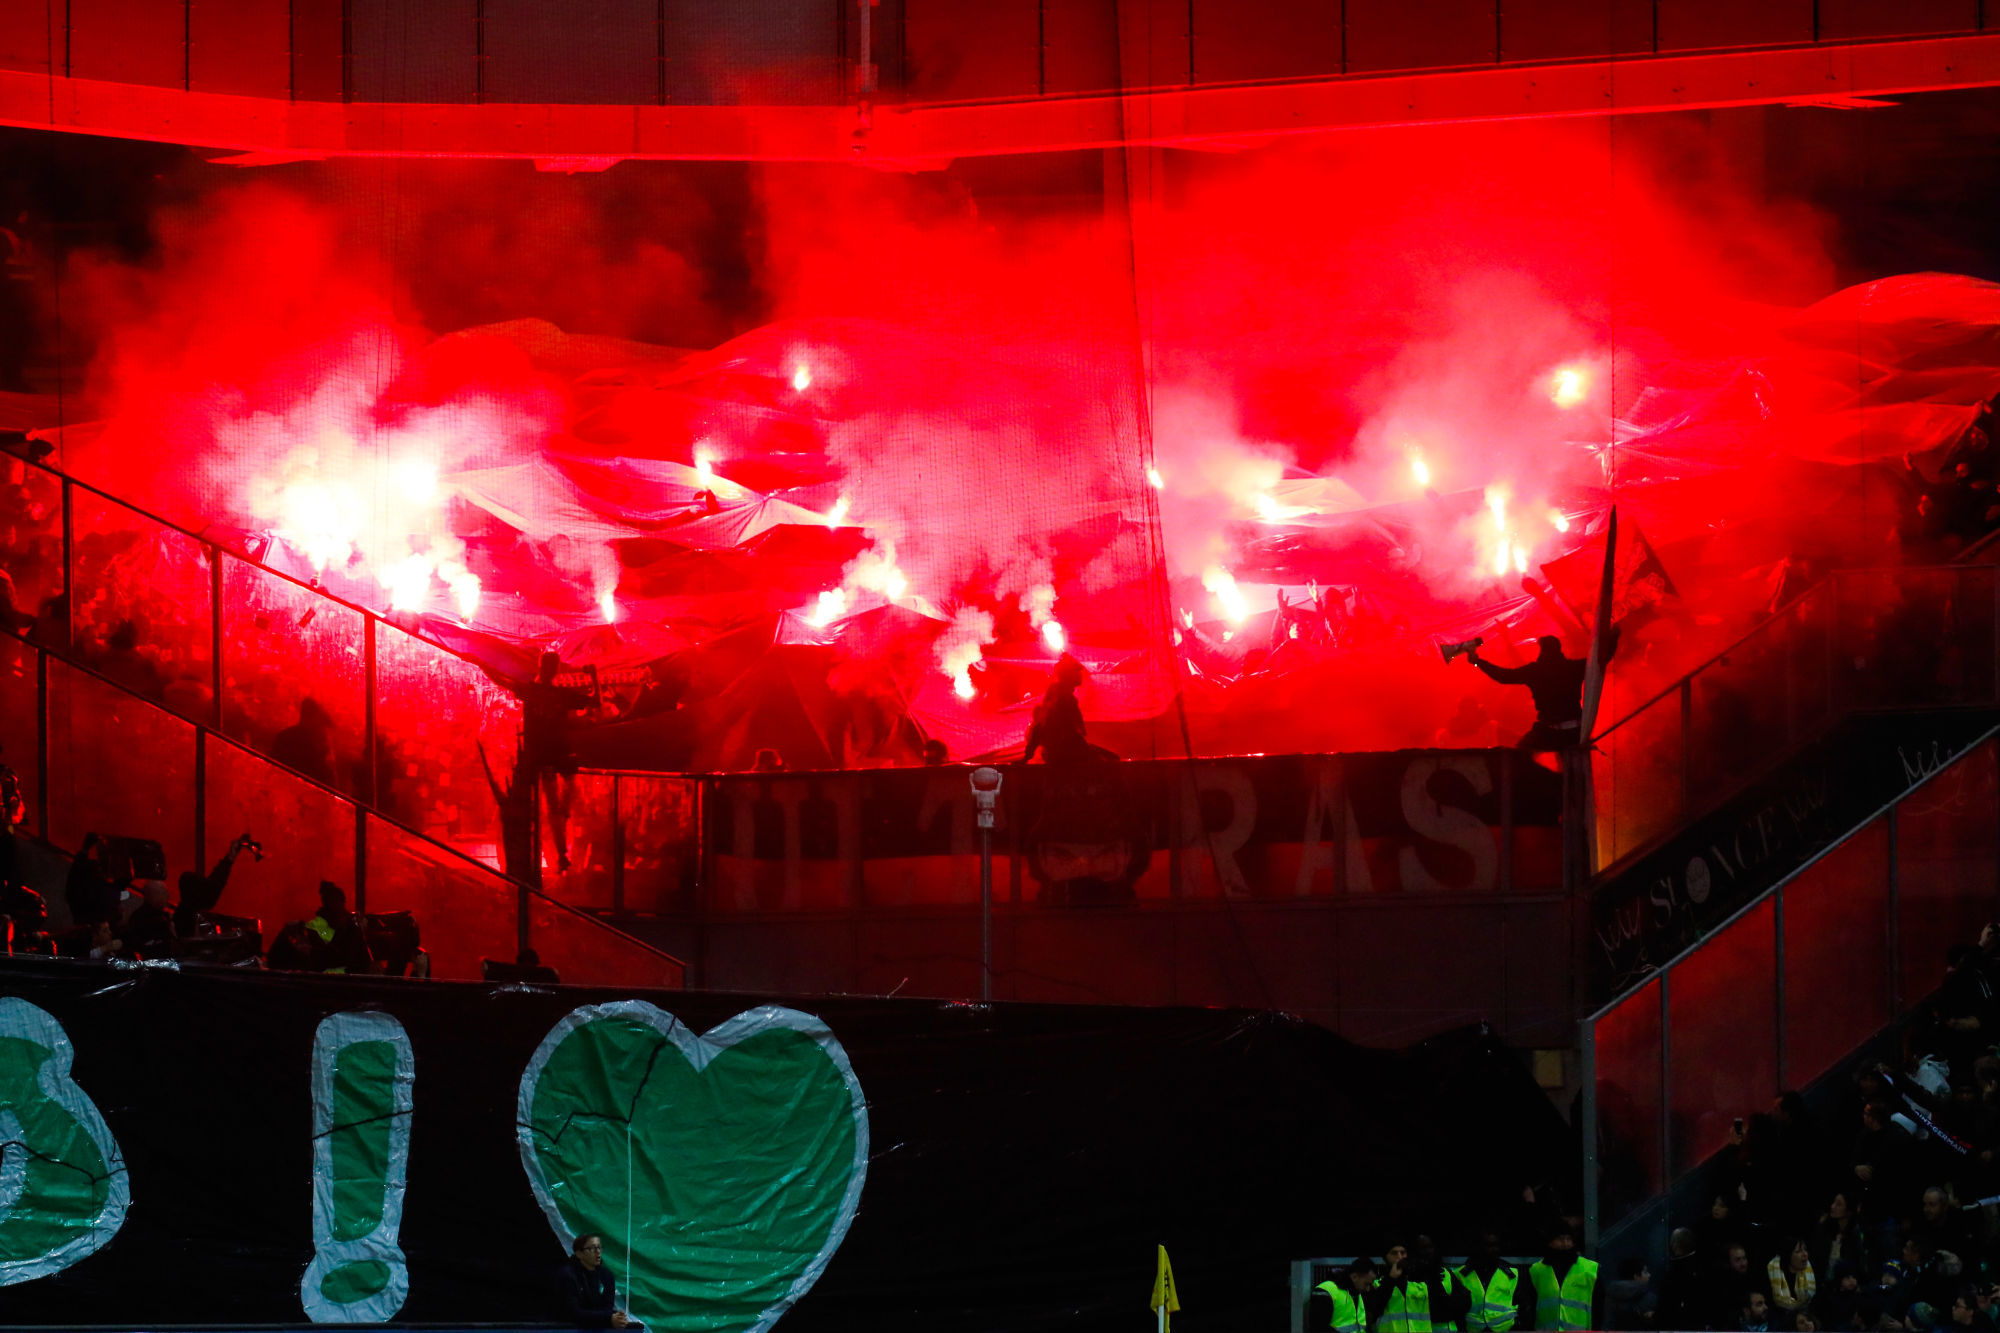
1527,1258,1597,1332
1457,1265,1520,1332
1381,1280,1432,1333
1317,1280,1370,1333
1433,1268,1462,1332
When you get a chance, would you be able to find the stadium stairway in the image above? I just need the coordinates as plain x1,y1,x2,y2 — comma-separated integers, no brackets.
0,446,685,987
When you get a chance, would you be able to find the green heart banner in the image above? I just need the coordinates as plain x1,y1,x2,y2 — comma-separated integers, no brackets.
516,1001,869,1333
0,998,128,1283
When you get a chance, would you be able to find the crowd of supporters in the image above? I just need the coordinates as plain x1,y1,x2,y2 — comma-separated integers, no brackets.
1632,925,2000,1332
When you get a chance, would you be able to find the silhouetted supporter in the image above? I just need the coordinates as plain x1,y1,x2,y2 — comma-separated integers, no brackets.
174,833,259,937
517,652,593,873
1463,634,1614,752
63,833,122,927
270,882,376,975
270,697,338,786
94,619,163,700
557,1233,630,1330
1023,654,1117,764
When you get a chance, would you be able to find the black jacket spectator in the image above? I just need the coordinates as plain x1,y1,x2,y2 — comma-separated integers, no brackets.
557,1257,618,1328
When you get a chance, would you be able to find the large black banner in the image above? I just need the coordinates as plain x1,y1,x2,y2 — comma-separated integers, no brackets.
0,960,1568,1332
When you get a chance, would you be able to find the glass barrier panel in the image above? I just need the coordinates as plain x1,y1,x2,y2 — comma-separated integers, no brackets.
1669,897,1778,1178
203,736,357,946
374,623,524,869
364,814,520,982
1594,690,1683,869
0,640,38,838
219,557,366,796
541,772,615,910
1782,818,1892,1089
1895,740,2000,1003
1931,567,2000,705
0,462,63,646
45,658,196,891
618,774,700,914
1594,978,1665,1231
68,489,213,721
1688,625,1790,796
525,895,683,990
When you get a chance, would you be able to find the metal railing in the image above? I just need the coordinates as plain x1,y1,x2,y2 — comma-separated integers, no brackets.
0,451,683,987
1580,727,2000,1249
1591,565,2000,869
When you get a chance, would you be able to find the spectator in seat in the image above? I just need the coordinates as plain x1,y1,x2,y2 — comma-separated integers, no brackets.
557,1233,629,1329
1850,1102,1915,1223
1605,1256,1656,1330
1741,1289,1773,1332
63,833,121,928
1913,1188,1974,1263
306,882,374,974
1705,1244,1759,1331
1932,947,1997,1075
1817,1263,1864,1333
123,879,175,958
1812,1192,1875,1294
1657,1227,1704,1332
1952,1286,1997,1333
1768,1237,1817,1317
85,918,124,962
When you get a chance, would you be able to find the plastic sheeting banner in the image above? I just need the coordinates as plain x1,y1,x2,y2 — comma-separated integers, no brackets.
0,961,1570,1332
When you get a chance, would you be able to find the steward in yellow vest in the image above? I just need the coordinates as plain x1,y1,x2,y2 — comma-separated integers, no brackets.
1312,1255,1380,1333
1524,1229,1598,1332
1456,1231,1521,1333
1413,1235,1471,1332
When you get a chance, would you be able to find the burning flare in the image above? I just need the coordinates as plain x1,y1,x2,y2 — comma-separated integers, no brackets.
1041,620,1067,653
1550,365,1589,409
791,363,812,392
826,495,850,529
1410,451,1432,489
1203,565,1250,625
807,588,848,628
1147,466,1165,491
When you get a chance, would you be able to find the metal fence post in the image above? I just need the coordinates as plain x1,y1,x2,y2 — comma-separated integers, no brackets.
1678,679,1694,816
34,648,48,838
360,617,377,809
1774,886,1787,1091
209,547,223,732
1888,805,1902,1015
59,479,72,651
1660,970,1674,1186
611,774,625,915
193,728,206,874
1582,1017,1600,1254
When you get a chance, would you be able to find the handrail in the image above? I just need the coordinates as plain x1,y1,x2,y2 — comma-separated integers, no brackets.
1,620,685,976
1588,720,2000,1023
3,442,505,683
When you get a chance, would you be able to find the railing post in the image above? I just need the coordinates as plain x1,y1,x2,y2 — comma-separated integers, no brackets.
1660,970,1674,1185
1581,1016,1599,1254
1499,748,1514,895
353,804,368,915
360,617,377,809
58,479,72,651
193,728,206,874
1774,886,1787,1092
1888,805,1902,1016
34,648,48,838
209,547,223,731
611,774,625,915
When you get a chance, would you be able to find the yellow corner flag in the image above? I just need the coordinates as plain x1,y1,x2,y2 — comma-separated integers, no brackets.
1150,1245,1181,1330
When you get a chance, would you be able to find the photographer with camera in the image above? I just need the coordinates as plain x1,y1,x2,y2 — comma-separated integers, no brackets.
173,832,261,939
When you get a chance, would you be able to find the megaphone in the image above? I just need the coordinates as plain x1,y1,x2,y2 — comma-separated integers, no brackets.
1439,635,1484,665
